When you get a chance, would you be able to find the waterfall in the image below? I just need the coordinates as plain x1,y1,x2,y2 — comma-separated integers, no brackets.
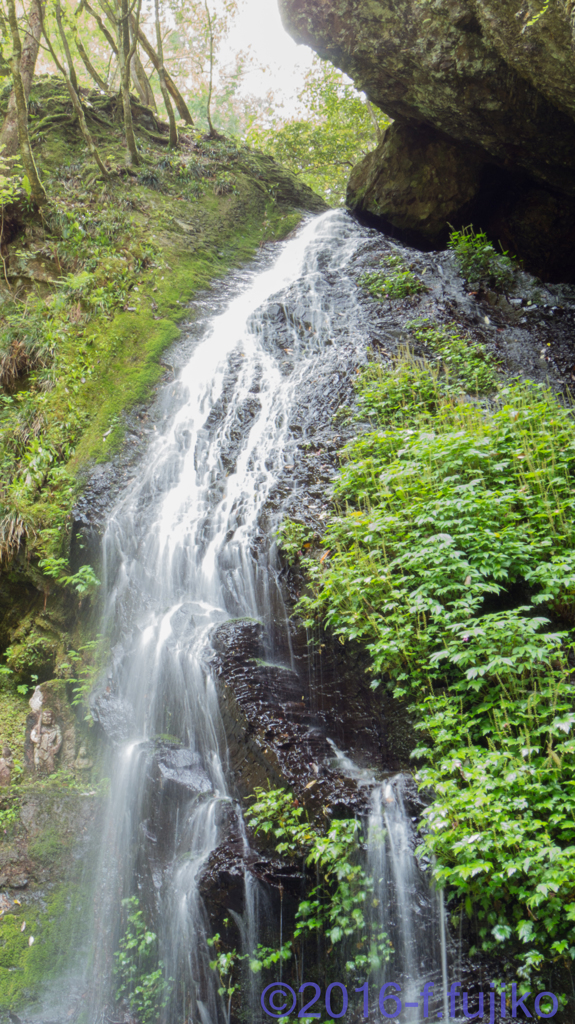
82,209,458,1024
87,211,367,1023
368,775,452,1022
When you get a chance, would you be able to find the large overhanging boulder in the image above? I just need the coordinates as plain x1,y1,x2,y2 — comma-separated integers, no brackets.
278,0,575,281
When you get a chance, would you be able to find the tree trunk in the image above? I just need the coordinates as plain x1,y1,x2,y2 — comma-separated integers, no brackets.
74,31,111,94
154,0,177,146
204,1,215,137
4,0,46,204
130,46,156,110
45,26,108,180
0,0,43,159
117,0,140,165
54,1,79,93
132,19,193,125
84,0,118,55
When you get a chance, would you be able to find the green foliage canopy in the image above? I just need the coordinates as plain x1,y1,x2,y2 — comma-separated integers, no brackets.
247,57,389,206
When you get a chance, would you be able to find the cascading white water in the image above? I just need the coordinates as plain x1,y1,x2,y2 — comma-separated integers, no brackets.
83,209,459,1024
368,775,451,1021
88,210,369,1023
327,743,454,1021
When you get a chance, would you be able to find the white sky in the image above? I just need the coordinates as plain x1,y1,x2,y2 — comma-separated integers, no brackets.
221,0,315,115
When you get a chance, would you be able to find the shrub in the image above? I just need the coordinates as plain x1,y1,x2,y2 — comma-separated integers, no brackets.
276,518,315,564
213,171,237,197
408,319,501,394
448,225,517,290
246,787,390,975
358,252,427,300
114,897,171,1024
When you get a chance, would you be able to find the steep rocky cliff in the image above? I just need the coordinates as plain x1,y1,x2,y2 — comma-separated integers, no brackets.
279,0,575,281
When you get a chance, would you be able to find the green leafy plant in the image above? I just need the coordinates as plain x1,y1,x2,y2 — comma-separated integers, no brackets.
39,557,100,597
114,897,172,1024
213,171,237,196
246,787,389,964
207,922,247,1024
293,345,575,986
358,252,427,301
448,226,517,290
276,519,315,565
408,319,501,394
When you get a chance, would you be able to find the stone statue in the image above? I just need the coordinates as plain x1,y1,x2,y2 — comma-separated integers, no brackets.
28,686,43,715
30,710,62,773
0,745,13,787
73,745,93,771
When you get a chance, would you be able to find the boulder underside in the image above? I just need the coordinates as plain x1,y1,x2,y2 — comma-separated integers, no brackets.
279,0,575,281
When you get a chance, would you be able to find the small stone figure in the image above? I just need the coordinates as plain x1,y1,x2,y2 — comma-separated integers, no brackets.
73,745,93,771
30,710,62,773
28,686,43,716
0,745,13,787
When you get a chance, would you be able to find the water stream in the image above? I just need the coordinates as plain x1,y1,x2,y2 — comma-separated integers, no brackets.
368,776,451,1020
86,210,453,1023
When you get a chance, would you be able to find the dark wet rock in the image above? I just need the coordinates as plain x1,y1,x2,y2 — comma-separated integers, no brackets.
348,122,485,245
90,690,136,744
279,0,575,280
153,745,212,797
211,618,411,825
198,802,247,924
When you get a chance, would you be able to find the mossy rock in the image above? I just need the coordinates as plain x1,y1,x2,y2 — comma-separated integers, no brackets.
0,883,90,1009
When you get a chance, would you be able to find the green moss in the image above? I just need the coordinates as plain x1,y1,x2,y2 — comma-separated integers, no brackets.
0,883,89,1009
70,199,300,470
5,631,58,684
0,690,28,759
28,826,69,865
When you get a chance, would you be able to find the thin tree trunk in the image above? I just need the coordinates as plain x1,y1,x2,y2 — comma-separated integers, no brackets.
44,25,109,179
204,1,215,136
69,0,110,94
54,1,79,93
5,0,46,204
84,0,118,55
74,31,110,93
154,0,176,146
130,44,156,110
0,0,43,159
117,0,141,165
107,56,119,91
132,19,193,124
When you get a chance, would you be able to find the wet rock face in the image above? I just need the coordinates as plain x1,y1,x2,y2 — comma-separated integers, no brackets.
279,0,575,280
154,746,212,797
212,617,415,822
